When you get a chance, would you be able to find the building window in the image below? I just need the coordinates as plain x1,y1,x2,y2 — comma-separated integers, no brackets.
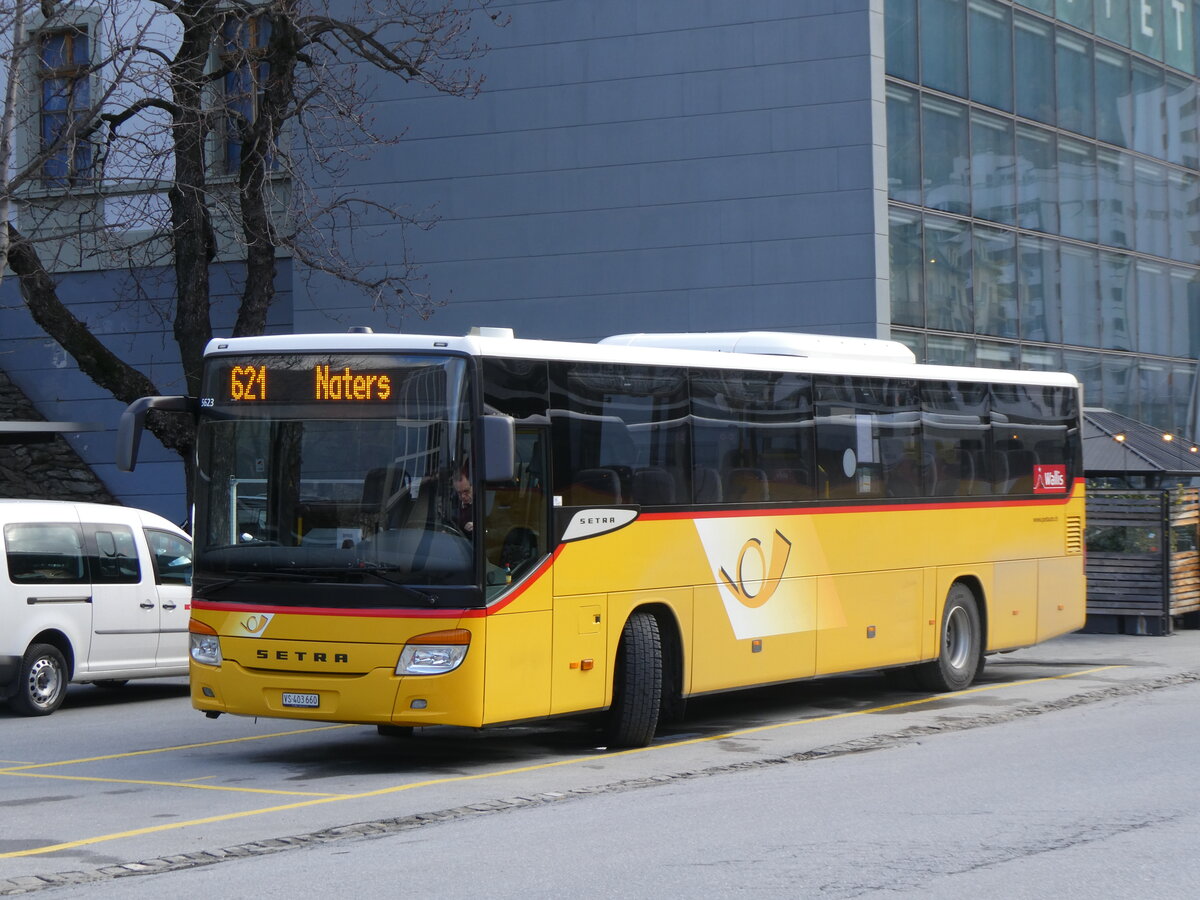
38,27,92,186
220,15,272,174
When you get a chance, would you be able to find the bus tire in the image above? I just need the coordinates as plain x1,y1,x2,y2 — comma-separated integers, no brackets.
11,643,69,716
605,611,663,748
916,582,981,693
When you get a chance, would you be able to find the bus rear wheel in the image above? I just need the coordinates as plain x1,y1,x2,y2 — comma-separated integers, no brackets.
604,611,663,748
916,583,981,693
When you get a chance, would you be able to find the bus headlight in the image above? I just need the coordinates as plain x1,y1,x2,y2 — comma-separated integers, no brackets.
396,628,471,675
189,620,223,666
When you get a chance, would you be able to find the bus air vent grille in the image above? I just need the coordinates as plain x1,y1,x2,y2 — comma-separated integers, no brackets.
1066,516,1083,555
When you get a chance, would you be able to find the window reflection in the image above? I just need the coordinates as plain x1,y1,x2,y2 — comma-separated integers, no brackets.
887,85,921,204
974,226,1018,338
922,0,968,96
1169,268,1200,358
1134,161,1169,257
890,209,925,327
1018,236,1062,343
971,110,1016,224
1097,148,1134,250
969,0,1013,111
1058,137,1097,243
886,0,918,81
1016,125,1058,232
1056,29,1094,137
884,0,1200,436
1095,46,1132,147
1099,252,1136,351
924,215,974,332
1132,61,1166,159
922,95,969,214
1015,13,1055,125
1061,245,1101,346
1136,262,1170,355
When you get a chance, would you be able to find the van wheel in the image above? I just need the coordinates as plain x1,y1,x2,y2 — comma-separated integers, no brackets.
916,583,981,692
11,644,69,716
604,611,662,748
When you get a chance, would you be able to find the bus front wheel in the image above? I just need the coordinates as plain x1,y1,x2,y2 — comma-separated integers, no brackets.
916,583,981,693
604,611,663,748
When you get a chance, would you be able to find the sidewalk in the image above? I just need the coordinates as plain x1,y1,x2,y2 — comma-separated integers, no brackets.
1001,627,1200,676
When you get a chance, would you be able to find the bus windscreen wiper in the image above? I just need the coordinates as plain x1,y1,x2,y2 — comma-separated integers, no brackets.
193,569,319,598
280,565,438,606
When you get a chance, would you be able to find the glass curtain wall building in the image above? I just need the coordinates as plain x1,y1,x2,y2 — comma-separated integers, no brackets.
886,0,1200,433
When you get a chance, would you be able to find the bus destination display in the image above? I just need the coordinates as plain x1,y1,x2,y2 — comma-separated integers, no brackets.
224,363,394,403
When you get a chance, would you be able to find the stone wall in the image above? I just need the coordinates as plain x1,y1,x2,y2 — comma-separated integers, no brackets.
0,368,116,504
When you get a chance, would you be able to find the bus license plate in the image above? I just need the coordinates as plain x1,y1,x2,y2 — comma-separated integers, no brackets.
282,692,319,708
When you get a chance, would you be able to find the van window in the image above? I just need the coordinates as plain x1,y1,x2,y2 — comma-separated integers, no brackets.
145,529,193,586
4,523,87,584
88,526,141,584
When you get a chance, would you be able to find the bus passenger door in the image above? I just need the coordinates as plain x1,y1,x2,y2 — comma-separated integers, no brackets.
551,594,607,714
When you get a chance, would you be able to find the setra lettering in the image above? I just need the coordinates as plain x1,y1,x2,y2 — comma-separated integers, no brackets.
253,649,349,664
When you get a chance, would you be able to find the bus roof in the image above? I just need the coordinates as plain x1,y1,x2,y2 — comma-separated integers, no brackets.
204,329,1080,389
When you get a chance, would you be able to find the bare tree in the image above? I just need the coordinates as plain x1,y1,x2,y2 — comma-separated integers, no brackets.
1,0,502,467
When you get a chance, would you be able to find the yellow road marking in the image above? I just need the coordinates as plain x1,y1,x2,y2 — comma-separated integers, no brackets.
0,665,1121,859
1,772,343,797
0,723,353,775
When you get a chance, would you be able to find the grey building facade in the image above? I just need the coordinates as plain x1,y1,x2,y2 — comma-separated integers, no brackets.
3,0,1199,518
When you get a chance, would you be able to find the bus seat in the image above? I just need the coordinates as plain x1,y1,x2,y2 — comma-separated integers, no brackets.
500,526,539,574
1006,449,1037,493
769,467,813,501
568,467,622,506
693,466,723,503
725,467,769,502
632,467,676,505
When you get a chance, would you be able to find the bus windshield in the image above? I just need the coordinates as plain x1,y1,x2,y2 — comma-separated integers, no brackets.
193,353,479,608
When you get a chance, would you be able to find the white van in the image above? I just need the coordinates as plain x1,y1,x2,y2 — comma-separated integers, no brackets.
0,500,192,716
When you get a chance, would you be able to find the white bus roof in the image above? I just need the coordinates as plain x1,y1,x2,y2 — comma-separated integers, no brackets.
600,331,918,365
204,329,1079,389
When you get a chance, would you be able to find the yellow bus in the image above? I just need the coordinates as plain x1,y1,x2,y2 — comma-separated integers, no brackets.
118,327,1085,747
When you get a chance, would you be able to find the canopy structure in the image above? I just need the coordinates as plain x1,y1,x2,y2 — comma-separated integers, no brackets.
0,421,104,446
1083,408,1200,479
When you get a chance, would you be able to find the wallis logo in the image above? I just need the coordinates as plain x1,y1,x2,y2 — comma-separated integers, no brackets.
718,529,793,609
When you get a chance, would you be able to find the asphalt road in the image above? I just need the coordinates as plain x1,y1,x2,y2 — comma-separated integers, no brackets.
3,630,1199,896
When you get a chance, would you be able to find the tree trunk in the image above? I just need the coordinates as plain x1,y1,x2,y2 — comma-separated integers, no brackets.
5,224,195,462
168,2,220,396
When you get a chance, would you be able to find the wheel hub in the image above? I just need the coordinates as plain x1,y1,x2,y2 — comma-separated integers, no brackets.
27,657,61,707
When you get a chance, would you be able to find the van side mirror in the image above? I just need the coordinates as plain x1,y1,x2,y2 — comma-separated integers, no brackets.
116,396,196,472
481,415,516,483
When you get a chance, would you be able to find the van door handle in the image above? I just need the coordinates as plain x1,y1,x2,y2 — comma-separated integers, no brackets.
162,601,177,610
140,600,155,609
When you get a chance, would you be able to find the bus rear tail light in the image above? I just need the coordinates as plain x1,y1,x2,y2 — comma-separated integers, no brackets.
189,620,223,667
396,629,471,675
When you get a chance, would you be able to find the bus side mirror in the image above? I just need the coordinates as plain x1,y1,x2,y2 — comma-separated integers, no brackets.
116,396,196,472
481,415,516,483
